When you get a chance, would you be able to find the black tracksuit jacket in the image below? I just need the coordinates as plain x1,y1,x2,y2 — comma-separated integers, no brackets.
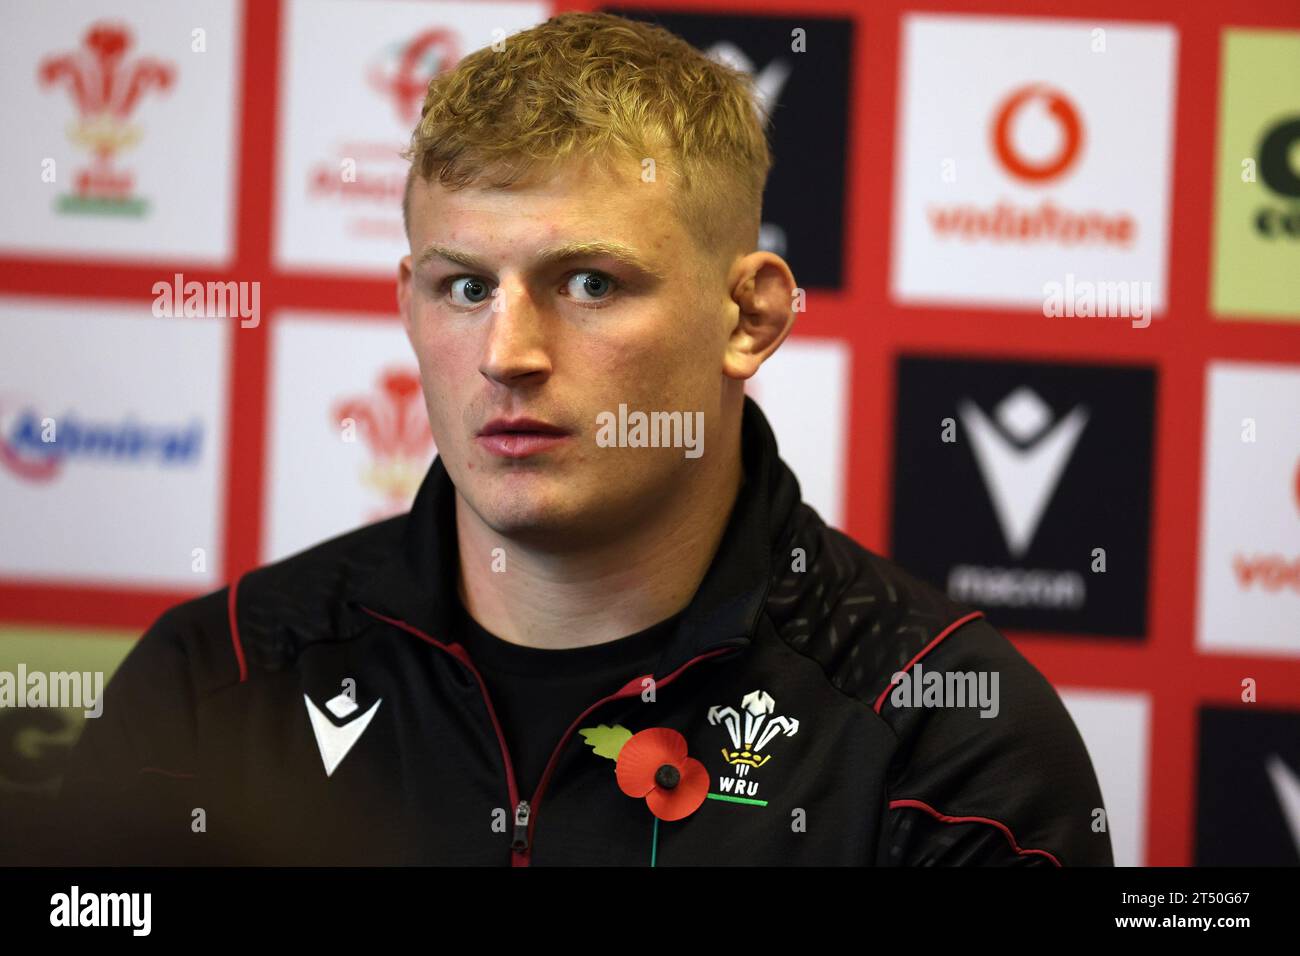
54,397,1114,866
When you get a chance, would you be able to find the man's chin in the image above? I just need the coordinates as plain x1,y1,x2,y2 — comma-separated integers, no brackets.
476,503,594,547
465,477,586,539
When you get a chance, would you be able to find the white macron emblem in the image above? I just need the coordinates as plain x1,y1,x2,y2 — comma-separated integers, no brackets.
1265,754,1300,855
958,386,1088,559
304,692,382,777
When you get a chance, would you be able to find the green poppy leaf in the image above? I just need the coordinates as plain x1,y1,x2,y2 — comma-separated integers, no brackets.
578,723,633,761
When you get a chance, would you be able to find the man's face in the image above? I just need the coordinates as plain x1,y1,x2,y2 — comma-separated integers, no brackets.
398,155,735,548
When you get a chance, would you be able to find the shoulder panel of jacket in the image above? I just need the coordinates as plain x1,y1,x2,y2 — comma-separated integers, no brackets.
765,498,982,703
227,515,407,680
762,500,1113,866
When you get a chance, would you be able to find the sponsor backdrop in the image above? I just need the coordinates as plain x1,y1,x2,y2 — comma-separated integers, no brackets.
1,0,1297,866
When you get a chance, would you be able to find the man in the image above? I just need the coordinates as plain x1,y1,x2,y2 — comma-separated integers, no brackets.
55,11,1112,866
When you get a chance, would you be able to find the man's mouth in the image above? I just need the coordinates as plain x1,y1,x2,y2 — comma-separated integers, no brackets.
475,417,572,459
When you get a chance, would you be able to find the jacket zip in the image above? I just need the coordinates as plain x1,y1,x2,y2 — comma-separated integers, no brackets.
357,604,741,866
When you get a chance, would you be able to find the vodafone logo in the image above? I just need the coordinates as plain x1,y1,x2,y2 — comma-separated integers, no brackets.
924,81,1135,248
1231,456,1300,594
1197,364,1300,655
892,16,1174,310
992,84,1083,184
1234,555,1300,593
1230,455,1300,594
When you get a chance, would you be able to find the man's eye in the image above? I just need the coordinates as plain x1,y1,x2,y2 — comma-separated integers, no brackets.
439,271,617,309
565,271,617,304
445,276,494,307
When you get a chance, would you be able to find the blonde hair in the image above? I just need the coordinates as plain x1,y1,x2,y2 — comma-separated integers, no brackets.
402,11,773,272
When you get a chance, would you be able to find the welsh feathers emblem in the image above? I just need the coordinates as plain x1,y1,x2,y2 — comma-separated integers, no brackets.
708,689,799,770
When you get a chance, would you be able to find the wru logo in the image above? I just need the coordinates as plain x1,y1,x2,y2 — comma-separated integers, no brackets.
708,690,799,799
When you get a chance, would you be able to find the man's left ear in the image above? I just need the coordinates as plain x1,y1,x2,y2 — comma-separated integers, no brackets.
723,252,798,381
396,253,415,337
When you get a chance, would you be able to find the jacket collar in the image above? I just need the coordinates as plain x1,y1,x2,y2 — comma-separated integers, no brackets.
346,395,802,677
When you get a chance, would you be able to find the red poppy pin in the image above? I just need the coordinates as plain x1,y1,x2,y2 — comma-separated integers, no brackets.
581,725,709,821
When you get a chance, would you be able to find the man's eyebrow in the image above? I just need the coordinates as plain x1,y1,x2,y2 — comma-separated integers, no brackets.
414,240,667,280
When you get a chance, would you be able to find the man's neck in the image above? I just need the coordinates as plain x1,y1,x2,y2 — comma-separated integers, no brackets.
455,441,744,650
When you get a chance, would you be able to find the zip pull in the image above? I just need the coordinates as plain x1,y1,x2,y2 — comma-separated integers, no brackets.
511,800,531,851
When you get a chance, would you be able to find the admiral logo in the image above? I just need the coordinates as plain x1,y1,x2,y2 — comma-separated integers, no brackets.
707,689,799,800
892,356,1154,637
0,401,202,483
1196,707,1300,865
610,8,851,289
38,22,175,218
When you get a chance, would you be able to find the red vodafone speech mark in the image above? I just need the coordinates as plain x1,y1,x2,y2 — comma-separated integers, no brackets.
992,84,1083,184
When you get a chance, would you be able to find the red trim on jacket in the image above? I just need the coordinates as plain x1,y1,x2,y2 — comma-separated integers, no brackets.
357,606,524,862
888,798,1063,866
872,610,985,714
227,575,248,683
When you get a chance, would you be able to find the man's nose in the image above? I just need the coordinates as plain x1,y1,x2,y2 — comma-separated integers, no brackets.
479,278,553,386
